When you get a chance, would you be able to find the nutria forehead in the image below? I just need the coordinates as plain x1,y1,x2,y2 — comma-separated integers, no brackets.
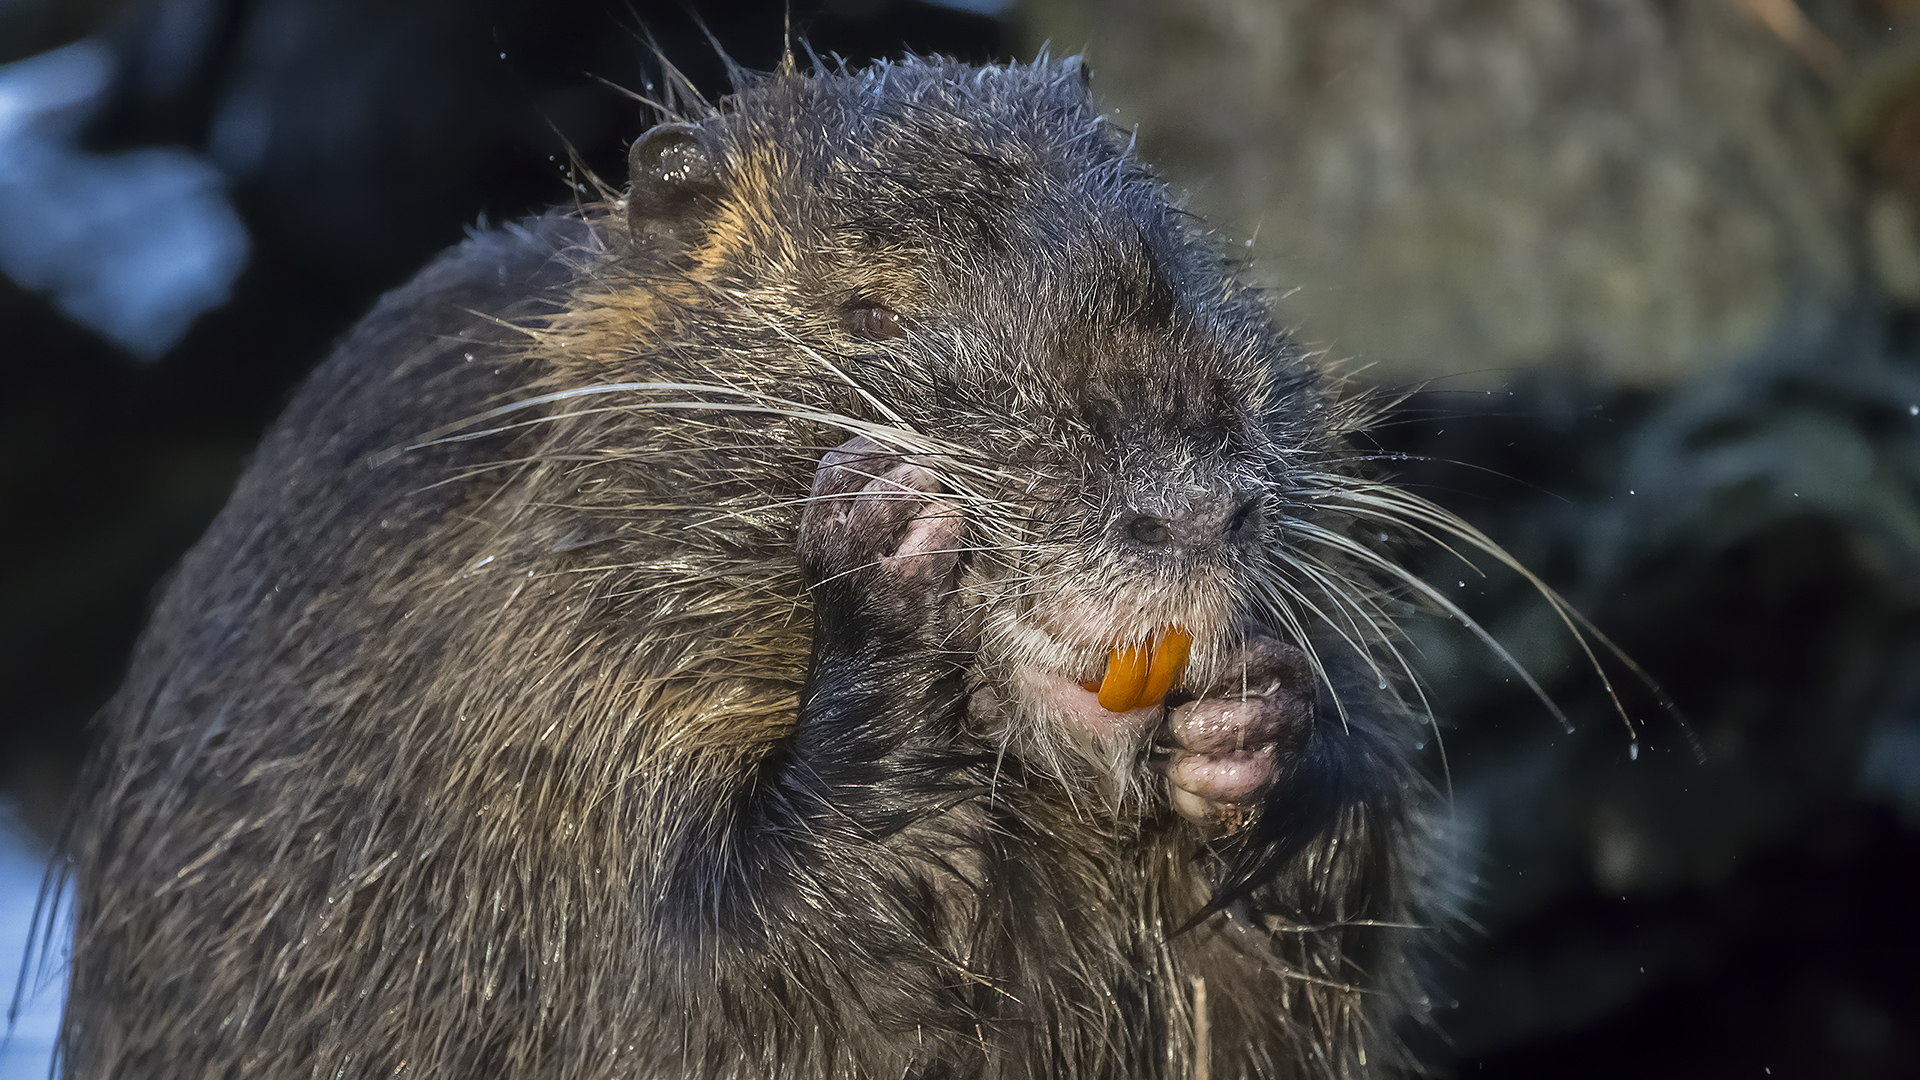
715,57,1135,198
678,62,1319,455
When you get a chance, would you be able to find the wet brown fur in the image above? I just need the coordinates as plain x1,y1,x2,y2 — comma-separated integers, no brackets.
58,57,1448,1079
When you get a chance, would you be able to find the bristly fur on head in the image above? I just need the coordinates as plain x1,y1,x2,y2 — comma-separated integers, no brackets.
503,54,1587,795
50,52,1641,1080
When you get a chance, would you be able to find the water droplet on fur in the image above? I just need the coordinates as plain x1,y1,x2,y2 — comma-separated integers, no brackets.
1628,489,1635,495
1910,404,1918,416
1629,743,1639,761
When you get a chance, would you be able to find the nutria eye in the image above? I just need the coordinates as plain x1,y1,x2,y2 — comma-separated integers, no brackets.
844,305,903,342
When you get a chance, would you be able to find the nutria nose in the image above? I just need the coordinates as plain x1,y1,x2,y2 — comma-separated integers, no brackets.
1118,492,1262,555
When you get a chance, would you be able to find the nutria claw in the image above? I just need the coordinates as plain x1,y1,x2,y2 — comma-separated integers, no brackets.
797,434,966,637
1163,631,1316,832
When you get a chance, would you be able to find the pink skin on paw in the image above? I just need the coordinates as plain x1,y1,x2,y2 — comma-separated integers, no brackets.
800,436,966,636
1168,744,1280,803
884,495,963,581
1163,634,1315,831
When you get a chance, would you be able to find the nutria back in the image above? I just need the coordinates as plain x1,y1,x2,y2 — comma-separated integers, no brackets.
62,57,1438,1079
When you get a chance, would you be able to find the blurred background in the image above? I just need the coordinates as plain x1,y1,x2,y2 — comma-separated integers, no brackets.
2,0,1916,1075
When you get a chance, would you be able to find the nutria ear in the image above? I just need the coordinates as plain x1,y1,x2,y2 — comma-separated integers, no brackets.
626,121,728,249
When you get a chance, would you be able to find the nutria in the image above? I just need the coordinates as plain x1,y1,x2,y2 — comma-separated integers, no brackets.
56,55,1483,1078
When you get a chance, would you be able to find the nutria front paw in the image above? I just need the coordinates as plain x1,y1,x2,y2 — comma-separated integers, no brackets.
1163,633,1316,834
797,435,966,640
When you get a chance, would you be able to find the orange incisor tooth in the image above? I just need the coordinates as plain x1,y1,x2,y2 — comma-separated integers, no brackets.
1139,626,1192,707
1093,626,1192,712
1095,640,1151,712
